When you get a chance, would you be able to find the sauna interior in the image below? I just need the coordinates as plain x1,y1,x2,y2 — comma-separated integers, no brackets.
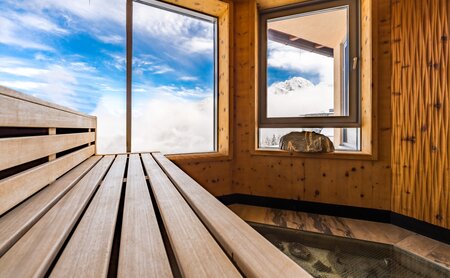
0,0,449,277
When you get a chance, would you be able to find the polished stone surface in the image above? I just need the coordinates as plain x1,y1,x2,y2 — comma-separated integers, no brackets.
229,204,450,269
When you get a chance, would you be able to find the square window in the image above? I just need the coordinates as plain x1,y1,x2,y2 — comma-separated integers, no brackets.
258,0,361,151
259,0,360,128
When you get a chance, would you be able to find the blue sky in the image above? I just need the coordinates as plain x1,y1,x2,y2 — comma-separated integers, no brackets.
0,0,219,154
0,0,215,114
0,0,333,153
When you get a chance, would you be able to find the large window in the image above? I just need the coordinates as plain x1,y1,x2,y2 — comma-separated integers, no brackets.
259,0,360,151
0,0,222,155
131,0,216,154
0,0,127,154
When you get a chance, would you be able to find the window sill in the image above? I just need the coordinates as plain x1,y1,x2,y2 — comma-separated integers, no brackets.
251,148,376,160
166,151,232,163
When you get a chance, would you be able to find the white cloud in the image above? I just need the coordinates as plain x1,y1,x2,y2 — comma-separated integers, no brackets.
105,52,126,71
91,94,127,154
133,83,210,99
92,84,214,155
97,34,124,44
132,3,214,54
0,16,53,50
0,58,93,110
93,92,214,155
131,95,214,154
182,37,214,54
0,81,46,91
0,67,49,77
179,76,198,81
70,62,96,72
268,41,334,85
25,0,125,25
267,83,334,117
151,65,174,75
14,13,69,35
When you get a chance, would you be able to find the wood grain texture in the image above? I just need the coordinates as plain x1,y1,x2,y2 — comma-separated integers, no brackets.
153,152,311,277
227,0,392,210
118,154,172,278
0,85,96,119
50,155,126,278
0,156,101,256
0,132,96,171
162,0,228,17
0,156,113,278
0,145,95,215
0,93,96,128
391,0,450,228
142,153,241,278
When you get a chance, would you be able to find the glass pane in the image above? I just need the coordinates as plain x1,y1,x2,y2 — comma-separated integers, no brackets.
0,0,126,154
131,2,216,154
266,6,349,118
259,128,360,151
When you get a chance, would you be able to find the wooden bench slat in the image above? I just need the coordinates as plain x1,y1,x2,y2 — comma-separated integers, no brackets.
141,153,241,278
0,156,101,256
0,156,114,278
0,94,96,128
0,145,95,215
50,155,127,277
0,132,96,171
118,154,172,278
152,152,311,278
0,85,97,119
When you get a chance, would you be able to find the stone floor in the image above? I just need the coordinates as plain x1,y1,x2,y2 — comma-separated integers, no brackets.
229,204,450,269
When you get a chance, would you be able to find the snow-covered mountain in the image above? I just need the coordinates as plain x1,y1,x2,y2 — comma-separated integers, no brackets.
268,76,314,95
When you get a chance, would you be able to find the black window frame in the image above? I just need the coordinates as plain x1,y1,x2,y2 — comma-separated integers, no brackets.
258,0,361,128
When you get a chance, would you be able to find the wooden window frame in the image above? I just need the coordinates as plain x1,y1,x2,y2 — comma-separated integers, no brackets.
126,0,232,161
258,0,361,128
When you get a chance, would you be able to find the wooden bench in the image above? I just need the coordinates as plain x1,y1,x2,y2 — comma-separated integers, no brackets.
0,86,311,277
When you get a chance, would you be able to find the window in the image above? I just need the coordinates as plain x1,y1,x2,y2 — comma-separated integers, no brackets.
0,0,229,156
0,0,127,154
131,0,217,154
258,0,361,151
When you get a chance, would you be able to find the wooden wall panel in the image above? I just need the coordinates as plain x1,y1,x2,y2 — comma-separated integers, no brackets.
391,0,449,229
230,0,392,210
174,160,233,196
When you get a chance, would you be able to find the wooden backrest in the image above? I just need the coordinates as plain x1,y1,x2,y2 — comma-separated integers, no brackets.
0,86,96,215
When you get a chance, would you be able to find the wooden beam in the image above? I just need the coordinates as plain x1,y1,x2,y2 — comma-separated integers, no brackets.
51,155,127,277
0,132,95,171
0,156,114,278
126,0,133,153
0,156,101,256
0,85,96,119
0,94,96,128
142,153,241,277
268,29,334,57
118,154,172,277
0,145,95,215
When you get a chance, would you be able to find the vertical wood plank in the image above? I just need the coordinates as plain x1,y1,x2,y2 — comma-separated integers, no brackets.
391,0,449,229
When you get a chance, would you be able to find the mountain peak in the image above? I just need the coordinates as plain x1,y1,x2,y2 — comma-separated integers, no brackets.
268,76,314,94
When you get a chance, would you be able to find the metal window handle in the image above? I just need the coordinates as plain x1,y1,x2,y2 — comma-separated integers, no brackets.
352,57,358,70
